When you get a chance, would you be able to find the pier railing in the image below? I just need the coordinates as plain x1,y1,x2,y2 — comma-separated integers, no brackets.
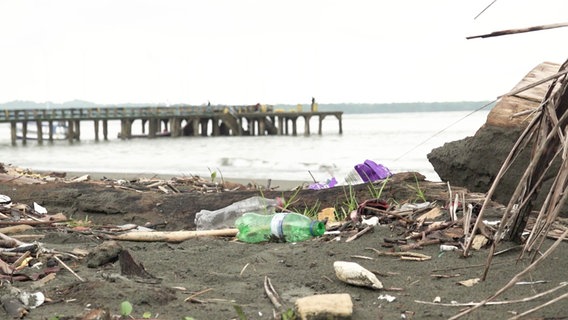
0,105,268,122
1,105,343,145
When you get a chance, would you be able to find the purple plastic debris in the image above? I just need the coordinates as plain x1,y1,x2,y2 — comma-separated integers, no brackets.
308,177,338,190
354,160,392,183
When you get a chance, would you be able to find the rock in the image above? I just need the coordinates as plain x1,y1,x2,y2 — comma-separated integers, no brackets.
86,240,123,268
295,293,353,320
428,61,563,209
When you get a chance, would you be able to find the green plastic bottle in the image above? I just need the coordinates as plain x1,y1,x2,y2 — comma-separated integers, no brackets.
235,212,326,243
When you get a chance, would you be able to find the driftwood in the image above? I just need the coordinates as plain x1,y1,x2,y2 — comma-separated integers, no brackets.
110,228,238,243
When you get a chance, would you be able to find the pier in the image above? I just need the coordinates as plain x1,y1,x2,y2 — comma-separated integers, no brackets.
0,105,343,145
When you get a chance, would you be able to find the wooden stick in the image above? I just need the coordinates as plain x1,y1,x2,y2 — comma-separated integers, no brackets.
239,263,250,277
398,239,440,251
345,225,373,242
264,276,283,310
54,255,85,282
366,247,431,260
184,288,213,302
10,251,30,270
0,232,27,247
467,22,568,39
110,228,238,242
407,219,459,240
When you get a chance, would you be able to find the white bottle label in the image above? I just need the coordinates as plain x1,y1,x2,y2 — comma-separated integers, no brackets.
270,213,288,239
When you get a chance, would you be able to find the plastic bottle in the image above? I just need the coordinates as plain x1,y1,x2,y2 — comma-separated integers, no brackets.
194,196,283,230
344,170,365,185
235,212,326,243
344,160,392,185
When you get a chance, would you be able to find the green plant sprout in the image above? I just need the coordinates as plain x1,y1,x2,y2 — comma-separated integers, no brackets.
67,215,92,228
233,304,247,320
367,177,389,199
207,167,217,182
299,199,321,219
408,174,427,202
337,184,358,221
282,308,297,320
278,183,305,211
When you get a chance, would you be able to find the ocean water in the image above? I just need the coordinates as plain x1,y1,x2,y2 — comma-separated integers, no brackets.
0,110,489,183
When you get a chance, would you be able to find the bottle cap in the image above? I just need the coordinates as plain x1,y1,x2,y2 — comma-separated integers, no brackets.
309,220,326,237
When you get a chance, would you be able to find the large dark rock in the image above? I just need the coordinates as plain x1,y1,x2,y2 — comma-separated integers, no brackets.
428,125,524,205
428,61,562,208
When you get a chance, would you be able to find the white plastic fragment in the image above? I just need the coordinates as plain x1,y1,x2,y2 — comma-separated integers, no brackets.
439,245,459,252
333,261,383,290
483,220,500,226
0,194,11,205
378,294,396,302
399,202,431,211
19,291,45,309
72,174,91,182
458,278,480,287
33,202,48,215
362,216,379,227
116,224,155,232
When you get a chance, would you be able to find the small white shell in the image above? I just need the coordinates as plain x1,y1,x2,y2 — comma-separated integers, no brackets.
333,261,383,290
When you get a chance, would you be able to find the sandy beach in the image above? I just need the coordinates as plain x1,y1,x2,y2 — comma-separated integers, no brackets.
0,166,566,319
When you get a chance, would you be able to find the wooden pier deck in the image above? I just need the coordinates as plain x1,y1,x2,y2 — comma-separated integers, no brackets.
0,105,343,145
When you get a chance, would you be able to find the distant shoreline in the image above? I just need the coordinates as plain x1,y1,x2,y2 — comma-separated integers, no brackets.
1,100,494,114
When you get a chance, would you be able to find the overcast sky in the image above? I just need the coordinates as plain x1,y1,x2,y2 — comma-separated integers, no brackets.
1,0,567,105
